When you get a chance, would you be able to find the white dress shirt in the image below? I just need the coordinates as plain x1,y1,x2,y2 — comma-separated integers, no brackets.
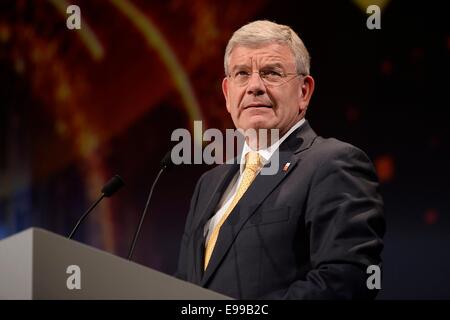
204,118,306,243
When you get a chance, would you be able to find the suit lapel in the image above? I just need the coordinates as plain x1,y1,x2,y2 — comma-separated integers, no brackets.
192,163,239,283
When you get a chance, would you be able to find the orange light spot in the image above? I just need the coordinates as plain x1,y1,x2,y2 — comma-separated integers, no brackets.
374,155,394,183
55,120,68,137
0,24,10,42
55,83,71,101
78,131,99,157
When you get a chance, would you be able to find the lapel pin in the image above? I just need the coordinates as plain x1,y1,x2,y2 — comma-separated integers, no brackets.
283,162,291,172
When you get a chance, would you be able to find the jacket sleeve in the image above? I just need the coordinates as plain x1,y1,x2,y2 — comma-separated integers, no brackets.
263,144,385,299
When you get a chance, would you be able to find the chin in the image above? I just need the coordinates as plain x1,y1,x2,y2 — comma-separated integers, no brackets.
240,116,276,131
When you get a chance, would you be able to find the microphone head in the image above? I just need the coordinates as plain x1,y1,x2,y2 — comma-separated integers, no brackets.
101,175,125,197
160,149,174,169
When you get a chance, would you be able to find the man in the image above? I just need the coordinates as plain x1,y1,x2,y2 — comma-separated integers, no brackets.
175,20,385,299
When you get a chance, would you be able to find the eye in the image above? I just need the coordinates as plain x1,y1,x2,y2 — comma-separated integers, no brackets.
235,70,250,77
261,69,282,77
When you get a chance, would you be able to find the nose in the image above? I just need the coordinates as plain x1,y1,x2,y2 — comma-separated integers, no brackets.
246,72,266,96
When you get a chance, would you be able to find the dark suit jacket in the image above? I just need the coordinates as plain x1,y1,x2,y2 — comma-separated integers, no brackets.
175,121,385,299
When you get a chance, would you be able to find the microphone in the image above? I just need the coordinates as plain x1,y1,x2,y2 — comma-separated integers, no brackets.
127,149,173,260
68,175,125,239
160,149,173,169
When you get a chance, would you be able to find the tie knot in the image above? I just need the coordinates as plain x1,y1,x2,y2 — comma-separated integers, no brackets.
245,151,262,172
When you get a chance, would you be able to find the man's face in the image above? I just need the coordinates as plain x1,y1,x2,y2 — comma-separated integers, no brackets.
222,43,314,137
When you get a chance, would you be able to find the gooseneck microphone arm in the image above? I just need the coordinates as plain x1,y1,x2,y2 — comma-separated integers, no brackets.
68,175,125,240
68,194,105,239
127,167,165,260
127,150,173,261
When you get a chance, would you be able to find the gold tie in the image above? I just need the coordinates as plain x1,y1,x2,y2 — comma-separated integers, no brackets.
204,151,262,270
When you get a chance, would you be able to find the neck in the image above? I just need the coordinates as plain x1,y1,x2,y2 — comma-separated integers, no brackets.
245,129,280,150
244,117,304,150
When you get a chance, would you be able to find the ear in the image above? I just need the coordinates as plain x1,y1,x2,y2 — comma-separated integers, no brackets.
222,77,231,114
298,75,315,115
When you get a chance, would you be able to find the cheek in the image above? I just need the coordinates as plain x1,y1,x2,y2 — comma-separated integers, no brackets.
276,92,298,116
229,93,243,113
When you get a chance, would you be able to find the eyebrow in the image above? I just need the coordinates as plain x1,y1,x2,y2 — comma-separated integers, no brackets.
231,64,251,72
261,63,285,70
231,63,286,73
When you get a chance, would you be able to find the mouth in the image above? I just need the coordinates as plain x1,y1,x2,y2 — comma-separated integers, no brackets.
243,103,273,110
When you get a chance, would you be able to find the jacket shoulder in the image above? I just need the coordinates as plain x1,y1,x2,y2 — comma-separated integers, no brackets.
310,136,371,161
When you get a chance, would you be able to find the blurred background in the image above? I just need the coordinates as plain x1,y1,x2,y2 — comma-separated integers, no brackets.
0,0,448,299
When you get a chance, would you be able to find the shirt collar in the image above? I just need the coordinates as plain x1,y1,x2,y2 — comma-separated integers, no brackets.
239,118,306,174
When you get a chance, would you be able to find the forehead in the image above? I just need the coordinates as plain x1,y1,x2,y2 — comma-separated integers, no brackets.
229,43,295,67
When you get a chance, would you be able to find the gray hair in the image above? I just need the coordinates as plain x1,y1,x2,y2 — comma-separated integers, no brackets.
224,20,310,76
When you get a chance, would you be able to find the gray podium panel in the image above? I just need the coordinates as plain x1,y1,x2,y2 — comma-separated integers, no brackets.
0,228,230,300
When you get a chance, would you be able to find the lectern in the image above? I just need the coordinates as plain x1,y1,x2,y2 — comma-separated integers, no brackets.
0,228,230,300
